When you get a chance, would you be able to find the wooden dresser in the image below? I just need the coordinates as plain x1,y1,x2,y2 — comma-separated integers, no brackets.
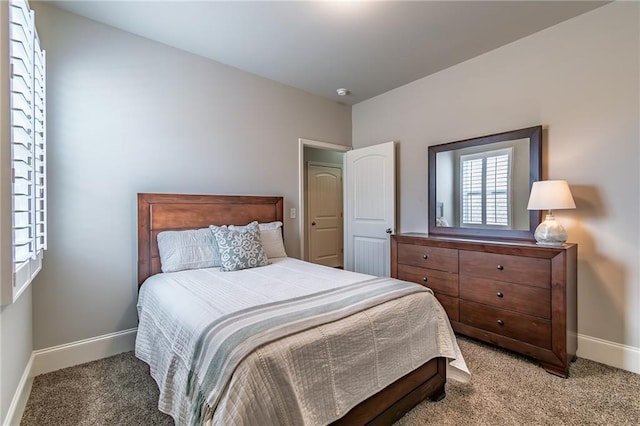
391,233,577,377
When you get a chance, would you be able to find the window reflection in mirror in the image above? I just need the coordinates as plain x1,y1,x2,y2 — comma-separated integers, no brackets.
436,139,530,230
428,125,542,241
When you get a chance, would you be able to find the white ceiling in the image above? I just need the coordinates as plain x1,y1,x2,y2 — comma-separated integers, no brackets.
48,1,607,105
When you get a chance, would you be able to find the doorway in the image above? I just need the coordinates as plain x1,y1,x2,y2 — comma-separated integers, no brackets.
298,139,349,266
298,138,396,275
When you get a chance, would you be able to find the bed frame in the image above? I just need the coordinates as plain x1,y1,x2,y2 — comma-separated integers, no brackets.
137,193,446,424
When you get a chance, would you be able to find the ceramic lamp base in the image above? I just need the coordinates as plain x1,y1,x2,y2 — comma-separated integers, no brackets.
534,214,567,246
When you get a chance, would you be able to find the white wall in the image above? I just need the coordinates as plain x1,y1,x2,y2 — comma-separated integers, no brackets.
353,2,640,367
30,3,351,350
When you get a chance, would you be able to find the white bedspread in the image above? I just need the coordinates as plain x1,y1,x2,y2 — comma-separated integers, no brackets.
135,257,469,425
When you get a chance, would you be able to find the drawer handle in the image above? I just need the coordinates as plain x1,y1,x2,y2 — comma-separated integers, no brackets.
496,265,504,271
497,319,504,326
496,291,504,298
422,277,428,282
422,254,429,260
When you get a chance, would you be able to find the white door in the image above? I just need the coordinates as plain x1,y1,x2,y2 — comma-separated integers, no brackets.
344,141,395,276
307,164,343,267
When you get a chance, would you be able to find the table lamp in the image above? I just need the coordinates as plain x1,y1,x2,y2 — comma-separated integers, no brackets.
527,180,576,246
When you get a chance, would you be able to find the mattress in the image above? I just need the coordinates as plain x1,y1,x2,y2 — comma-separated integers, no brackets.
135,257,469,425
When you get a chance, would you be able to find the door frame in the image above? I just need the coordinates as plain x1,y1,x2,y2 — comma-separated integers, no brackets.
298,138,350,261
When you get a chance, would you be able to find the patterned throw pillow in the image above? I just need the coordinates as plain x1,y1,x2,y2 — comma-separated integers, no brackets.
211,223,270,272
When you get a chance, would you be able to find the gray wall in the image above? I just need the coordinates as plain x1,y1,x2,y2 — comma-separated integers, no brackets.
304,146,344,166
30,3,351,350
0,287,32,423
353,2,640,358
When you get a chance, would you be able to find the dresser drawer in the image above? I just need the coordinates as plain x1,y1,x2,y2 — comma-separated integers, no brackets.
397,264,458,296
460,275,550,319
392,234,577,377
459,250,550,288
433,292,459,322
397,243,458,273
460,300,551,349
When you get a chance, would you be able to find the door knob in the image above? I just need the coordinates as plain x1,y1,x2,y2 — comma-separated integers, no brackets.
311,222,316,226
385,228,392,234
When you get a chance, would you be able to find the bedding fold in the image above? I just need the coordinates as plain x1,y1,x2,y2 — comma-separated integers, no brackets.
188,277,430,425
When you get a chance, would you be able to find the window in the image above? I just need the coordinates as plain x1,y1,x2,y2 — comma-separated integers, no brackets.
460,148,511,228
7,0,46,302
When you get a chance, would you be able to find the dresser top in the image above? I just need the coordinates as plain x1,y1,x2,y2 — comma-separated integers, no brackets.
394,233,577,253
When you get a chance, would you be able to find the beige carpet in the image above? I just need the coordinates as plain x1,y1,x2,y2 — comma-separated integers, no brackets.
21,336,640,425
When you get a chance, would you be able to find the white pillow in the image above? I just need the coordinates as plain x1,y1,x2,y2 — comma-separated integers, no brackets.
157,228,220,273
258,221,287,259
228,221,287,259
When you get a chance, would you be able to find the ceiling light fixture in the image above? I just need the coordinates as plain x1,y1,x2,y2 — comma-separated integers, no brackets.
336,88,349,96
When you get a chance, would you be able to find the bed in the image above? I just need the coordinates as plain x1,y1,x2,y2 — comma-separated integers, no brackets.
136,193,468,425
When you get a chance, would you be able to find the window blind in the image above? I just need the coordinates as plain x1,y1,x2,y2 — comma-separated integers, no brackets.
461,157,483,225
460,149,511,228
9,0,46,301
485,154,509,226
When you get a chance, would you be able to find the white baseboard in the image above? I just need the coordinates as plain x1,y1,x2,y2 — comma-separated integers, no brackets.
3,328,636,425
4,328,137,425
578,333,640,374
3,354,34,426
32,327,137,376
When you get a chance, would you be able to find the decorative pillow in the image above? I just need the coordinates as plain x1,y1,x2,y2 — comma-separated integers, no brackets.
228,221,287,259
223,221,259,233
210,221,259,243
211,224,270,272
157,228,220,273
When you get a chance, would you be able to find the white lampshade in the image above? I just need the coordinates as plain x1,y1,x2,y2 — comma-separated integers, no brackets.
527,180,576,246
527,180,576,211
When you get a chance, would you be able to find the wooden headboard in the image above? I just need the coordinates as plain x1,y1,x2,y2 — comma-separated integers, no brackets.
137,193,284,286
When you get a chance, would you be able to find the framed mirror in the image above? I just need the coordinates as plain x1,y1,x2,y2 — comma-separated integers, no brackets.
428,125,542,241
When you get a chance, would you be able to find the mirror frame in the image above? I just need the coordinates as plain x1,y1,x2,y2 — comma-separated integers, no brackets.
428,125,542,241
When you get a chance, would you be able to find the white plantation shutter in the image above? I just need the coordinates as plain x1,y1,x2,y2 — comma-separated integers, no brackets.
460,149,511,228
33,35,46,252
461,157,483,224
9,0,46,301
485,154,509,226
